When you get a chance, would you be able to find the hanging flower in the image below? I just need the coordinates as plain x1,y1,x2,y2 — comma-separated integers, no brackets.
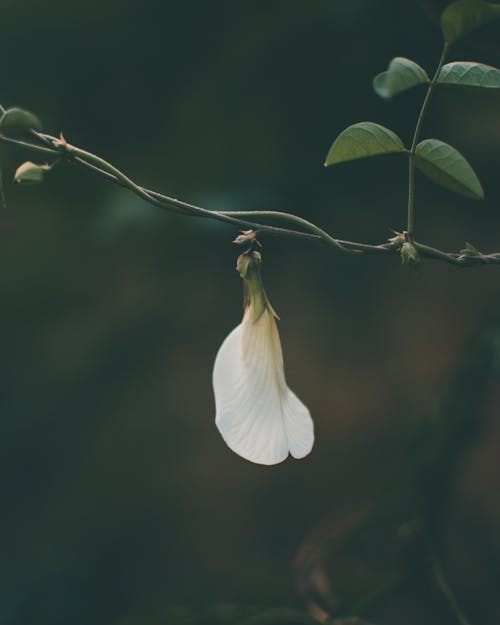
213,249,314,465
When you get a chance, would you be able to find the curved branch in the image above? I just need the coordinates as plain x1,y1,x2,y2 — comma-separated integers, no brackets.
1,130,499,267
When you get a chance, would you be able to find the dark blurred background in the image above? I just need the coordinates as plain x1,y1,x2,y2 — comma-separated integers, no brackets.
2,1,500,624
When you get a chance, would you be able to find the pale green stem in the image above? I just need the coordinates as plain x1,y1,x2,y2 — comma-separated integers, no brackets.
407,43,449,238
0,134,56,155
63,142,351,252
62,142,323,242
432,556,473,625
1,130,499,266
222,210,359,253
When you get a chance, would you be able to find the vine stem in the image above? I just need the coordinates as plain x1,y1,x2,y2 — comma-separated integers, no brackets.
407,42,449,238
0,129,499,266
432,555,473,625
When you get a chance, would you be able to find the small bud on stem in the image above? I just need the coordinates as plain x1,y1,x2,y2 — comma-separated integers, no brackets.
14,161,50,186
400,240,420,268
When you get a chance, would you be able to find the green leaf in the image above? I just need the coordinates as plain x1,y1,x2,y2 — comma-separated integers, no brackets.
437,61,500,89
441,0,500,44
415,139,484,199
324,122,406,166
373,57,429,99
0,107,41,137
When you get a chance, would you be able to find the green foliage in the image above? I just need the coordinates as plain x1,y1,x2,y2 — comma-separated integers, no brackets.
0,107,41,136
414,139,484,199
324,122,406,166
438,61,500,89
373,57,429,99
441,0,500,44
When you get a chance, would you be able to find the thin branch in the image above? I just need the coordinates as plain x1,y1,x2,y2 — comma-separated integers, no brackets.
407,42,449,238
21,132,323,243
1,130,499,267
432,555,473,625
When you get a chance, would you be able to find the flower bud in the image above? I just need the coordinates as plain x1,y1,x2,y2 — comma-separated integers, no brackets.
14,161,49,186
400,241,420,268
387,232,405,247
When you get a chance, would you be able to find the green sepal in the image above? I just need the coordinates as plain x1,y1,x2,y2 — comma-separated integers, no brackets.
401,241,420,268
237,251,278,322
459,241,481,256
387,232,405,247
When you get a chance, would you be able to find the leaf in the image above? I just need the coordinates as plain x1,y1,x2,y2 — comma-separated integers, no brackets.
415,139,484,199
324,122,406,166
0,107,41,136
441,0,500,44
437,61,500,89
373,57,429,99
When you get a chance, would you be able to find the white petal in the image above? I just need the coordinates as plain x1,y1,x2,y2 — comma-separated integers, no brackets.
213,308,314,465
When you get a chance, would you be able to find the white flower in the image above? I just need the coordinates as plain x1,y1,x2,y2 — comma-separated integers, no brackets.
213,250,314,465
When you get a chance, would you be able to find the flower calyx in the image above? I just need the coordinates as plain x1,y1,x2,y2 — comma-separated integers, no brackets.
387,229,406,248
236,250,277,322
401,239,420,268
458,241,482,260
233,229,261,247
